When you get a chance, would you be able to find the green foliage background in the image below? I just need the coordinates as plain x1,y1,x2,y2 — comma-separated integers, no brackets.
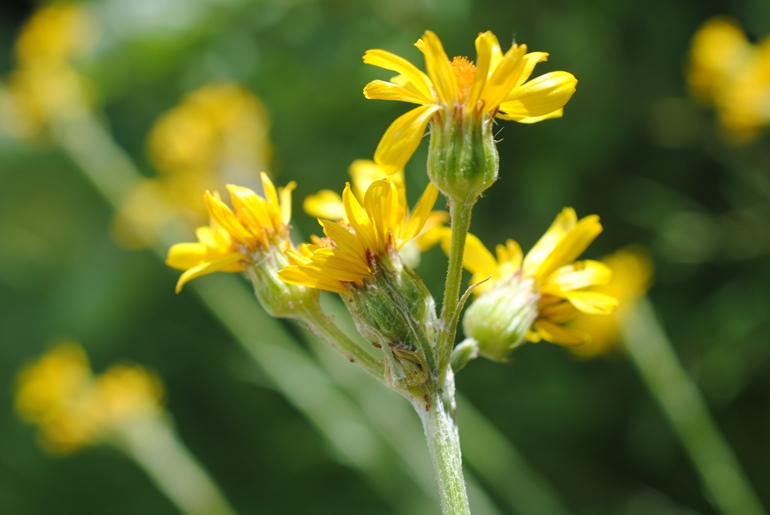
2,0,769,513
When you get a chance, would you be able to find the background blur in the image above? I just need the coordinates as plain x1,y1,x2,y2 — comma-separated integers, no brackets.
2,0,769,514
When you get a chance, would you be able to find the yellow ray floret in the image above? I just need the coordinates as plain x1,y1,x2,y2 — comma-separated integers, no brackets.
453,208,617,346
279,179,438,294
363,30,577,171
166,172,294,293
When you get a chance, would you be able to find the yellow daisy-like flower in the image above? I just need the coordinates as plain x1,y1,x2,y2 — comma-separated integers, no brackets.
457,208,617,350
363,30,577,171
278,179,439,294
569,247,653,358
166,172,295,293
303,159,449,256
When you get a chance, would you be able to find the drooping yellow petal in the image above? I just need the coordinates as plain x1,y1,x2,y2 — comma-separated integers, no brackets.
363,80,433,105
542,260,612,293
559,290,618,315
166,242,211,270
403,182,439,242
532,319,587,346
175,253,245,293
373,104,440,173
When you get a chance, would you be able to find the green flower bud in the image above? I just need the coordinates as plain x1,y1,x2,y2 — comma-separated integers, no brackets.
427,109,498,205
462,276,539,361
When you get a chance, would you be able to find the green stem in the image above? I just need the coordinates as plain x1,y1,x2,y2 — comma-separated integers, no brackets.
437,199,475,372
417,372,471,515
622,298,766,515
111,415,238,515
297,306,384,381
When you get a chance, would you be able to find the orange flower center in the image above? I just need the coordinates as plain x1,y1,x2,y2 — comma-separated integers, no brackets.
450,56,476,104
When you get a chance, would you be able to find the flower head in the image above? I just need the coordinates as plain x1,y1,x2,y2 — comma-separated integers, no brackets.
303,159,448,259
363,30,577,172
15,341,163,454
166,172,294,293
456,208,617,358
279,178,438,294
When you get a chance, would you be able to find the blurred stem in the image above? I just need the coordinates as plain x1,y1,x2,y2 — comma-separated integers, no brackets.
437,200,474,372
621,298,766,515
111,415,238,515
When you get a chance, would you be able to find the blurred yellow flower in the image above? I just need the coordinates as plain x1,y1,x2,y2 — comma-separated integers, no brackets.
279,179,439,293
688,17,770,141
1,2,97,139
363,30,577,171
166,172,295,293
112,83,273,248
15,341,163,454
569,247,653,357
456,208,617,350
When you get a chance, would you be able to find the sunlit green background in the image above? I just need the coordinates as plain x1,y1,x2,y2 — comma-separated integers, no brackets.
2,0,770,514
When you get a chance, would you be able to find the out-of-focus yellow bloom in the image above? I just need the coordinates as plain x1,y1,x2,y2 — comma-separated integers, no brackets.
456,208,617,350
569,247,653,357
113,83,273,248
166,172,295,293
278,179,439,294
15,342,163,454
303,159,449,254
688,18,770,141
1,2,96,139
363,30,577,171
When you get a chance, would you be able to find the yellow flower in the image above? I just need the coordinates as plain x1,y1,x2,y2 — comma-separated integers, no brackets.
687,18,770,141
457,208,617,351
363,30,577,171
303,159,448,255
166,172,295,293
569,247,653,358
278,179,439,294
15,341,163,454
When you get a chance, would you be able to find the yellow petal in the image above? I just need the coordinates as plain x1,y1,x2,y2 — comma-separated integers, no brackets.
467,31,495,108
523,208,577,278
420,31,457,104
349,159,403,200
175,253,245,294
444,232,498,279
480,44,528,112
166,242,210,270
498,71,577,121
303,190,345,220
513,51,549,88
532,319,587,346
363,80,433,105
542,260,612,292
536,214,602,282
403,182,439,242
204,191,252,245
342,183,378,252
374,104,440,173
560,291,618,315
320,219,367,266
363,49,433,101
495,239,523,269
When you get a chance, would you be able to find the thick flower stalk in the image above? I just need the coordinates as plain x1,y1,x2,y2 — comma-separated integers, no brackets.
364,30,577,201
452,208,617,363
